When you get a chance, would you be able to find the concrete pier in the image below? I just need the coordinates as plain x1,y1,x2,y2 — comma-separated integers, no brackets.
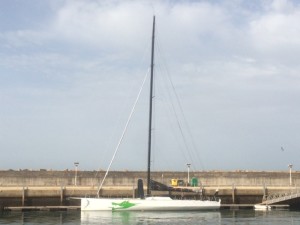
0,170,299,208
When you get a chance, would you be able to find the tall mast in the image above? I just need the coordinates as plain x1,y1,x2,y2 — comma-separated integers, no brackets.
147,15,155,196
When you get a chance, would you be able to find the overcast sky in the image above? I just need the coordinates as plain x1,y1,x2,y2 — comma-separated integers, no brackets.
0,0,299,172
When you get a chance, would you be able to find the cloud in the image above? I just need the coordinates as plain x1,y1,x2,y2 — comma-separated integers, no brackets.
53,1,153,52
1,0,300,171
249,0,300,56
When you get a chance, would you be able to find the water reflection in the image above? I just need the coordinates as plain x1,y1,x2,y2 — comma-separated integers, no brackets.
0,211,80,225
220,209,300,225
81,211,221,225
1,210,300,225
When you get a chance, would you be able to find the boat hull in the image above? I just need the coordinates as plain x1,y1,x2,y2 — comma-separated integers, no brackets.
254,204,271,210
80,197,221,211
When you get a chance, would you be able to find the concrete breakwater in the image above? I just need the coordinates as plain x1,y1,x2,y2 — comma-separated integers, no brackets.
0,170,299,208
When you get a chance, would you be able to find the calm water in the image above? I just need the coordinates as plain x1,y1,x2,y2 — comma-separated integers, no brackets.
0,209,299,225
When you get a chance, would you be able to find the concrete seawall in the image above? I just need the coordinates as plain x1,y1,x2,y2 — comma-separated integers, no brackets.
0,170,299,208
1,170,299,187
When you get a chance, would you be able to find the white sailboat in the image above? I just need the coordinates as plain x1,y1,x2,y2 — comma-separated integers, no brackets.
80,16,221,211
81,196,220,211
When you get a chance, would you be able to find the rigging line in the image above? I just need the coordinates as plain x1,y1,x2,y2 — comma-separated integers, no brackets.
155,62,190,167
155,62,195,168
151,61,171,171
92,95,131,185
96,68,150,197
92,108,127,186
93,39,152,185
155,47,197,169
156,40,205,170
169,79,205,170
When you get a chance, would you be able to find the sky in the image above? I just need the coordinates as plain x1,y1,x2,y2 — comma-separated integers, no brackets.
0,0,299,172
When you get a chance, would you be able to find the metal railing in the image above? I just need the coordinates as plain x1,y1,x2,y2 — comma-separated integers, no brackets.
263,188,300,205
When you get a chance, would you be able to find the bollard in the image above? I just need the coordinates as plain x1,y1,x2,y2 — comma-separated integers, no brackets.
60,186,65,205
232,184,236,204
262,183,268,201
22,187,27,206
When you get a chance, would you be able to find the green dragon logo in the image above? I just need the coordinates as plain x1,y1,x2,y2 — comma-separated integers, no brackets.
111,201,137,210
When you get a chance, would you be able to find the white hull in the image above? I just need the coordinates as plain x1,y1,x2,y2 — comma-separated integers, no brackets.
254,204,271,210
81,196,220,211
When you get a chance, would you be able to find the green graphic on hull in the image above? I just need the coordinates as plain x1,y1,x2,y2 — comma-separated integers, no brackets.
111,201,137,210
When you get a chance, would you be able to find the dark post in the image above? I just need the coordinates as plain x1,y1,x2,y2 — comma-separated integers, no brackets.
22,187,26,206
232,184,236,204
60,186,65,205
